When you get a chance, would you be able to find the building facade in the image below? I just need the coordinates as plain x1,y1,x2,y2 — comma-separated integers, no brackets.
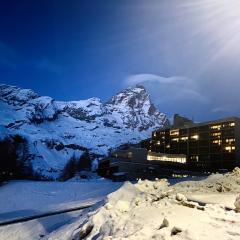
98,117,240,180
145,117,240,171
97,148,188,180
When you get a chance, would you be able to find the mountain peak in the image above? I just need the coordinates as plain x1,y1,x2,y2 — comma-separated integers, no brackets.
0,83,168,179
106,84,148,106
0,84,38,105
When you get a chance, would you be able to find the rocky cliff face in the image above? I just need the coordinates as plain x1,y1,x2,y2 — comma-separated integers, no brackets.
0,84,169,179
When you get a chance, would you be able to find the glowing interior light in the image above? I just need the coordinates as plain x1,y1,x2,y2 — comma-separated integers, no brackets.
212,140,222,145
191,135,199,140
170,130,179,136
225,146,235,152
211,125,221,130
226,138,235,144
212,132,221,137
147,154,186,163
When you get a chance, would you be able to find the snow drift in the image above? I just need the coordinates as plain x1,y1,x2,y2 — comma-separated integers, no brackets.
46,168,240,240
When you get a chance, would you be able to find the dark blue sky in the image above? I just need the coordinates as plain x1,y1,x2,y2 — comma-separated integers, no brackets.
1,0,240,121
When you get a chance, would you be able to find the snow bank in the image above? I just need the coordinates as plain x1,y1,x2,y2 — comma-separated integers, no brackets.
47,169,240,240
172,167,240,194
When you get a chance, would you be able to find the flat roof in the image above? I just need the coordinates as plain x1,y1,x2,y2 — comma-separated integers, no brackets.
157,116,240,131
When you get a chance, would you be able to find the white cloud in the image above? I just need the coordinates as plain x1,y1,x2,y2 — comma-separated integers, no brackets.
124,73,208,103
211,105,236,113
123,73,210,120
124,74,186,86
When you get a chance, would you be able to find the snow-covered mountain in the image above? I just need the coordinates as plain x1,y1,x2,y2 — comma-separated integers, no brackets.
0,84,169,179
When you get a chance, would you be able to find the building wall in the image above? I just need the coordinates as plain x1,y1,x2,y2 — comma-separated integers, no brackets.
110,148,148,163
234,120,240,166
144,117,240,171
98,117,240,180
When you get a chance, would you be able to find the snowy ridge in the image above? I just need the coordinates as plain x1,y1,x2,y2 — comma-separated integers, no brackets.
0,84,169,179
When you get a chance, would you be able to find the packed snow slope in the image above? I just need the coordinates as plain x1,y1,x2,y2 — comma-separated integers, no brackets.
0,84,168,178
47,168,240,240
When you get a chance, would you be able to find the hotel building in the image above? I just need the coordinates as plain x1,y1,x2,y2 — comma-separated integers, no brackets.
98,117,240,180
146,117,240,171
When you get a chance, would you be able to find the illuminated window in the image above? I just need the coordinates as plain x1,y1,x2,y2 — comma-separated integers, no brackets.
191,155,199,162
212,140,222,145
166,144,170,148
147,154,186,163
157,141,161,145
170,129,179,136
171,138,179,142
153,132,156,137
191,135,199,140
211,132,221,137
230,122,235,127
211,125,221,130
226,138,235,144
225,146,235,152
180,136,188,141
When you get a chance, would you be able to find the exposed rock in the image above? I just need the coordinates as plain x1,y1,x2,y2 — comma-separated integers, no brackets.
0,84,168,179
159,217,169,229
171,226,183,235
234,194,240,212
176,193,187,202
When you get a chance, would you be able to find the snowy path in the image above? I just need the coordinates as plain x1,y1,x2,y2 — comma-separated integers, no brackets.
0,180,122,240
0,204,92,227
0,209,85,240
0,180,121,222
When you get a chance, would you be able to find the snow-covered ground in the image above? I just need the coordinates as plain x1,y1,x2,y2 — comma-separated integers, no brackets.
47,168,240,240
0,180,122,240
0,180,122,222
1,169,240,240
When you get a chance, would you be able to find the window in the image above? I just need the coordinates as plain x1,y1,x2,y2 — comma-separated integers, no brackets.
223,122,235,128
191,135,199,140
212,140,222,145
225,146,235,153
225,138,235,144
180,136,188,141
190,155,199,162
170,129,179,136
211,132,221,137
147,154,186,163
211,125,221,130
